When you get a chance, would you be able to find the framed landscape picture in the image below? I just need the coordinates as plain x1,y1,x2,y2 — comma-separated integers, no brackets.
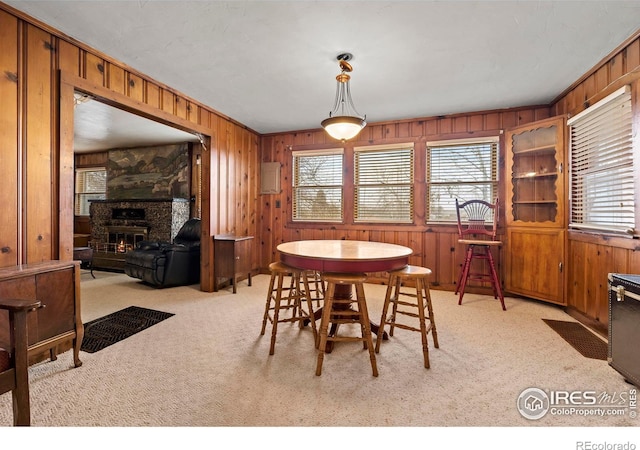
107,143,189,199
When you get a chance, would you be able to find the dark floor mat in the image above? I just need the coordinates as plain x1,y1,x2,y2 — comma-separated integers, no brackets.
543,319,607,360
81,306,174,353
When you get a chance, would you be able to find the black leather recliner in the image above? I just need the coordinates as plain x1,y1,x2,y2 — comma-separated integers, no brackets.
124,218,201,288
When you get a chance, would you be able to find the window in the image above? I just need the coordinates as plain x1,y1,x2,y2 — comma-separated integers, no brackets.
427,137,499,222
568,85,635,235
292,149,343,222
75,168,106,216
354,145,414,223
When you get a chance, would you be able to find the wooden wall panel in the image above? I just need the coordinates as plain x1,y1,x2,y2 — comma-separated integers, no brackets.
24,24,55,263
58,79,75,261
175,95,187,120
217,122,230,233
0,10,19,267
127,73,144,102
187,102,199,125
74,151,108,168
84,52,105,86
609,50,625,83
161,89,174,115
629,248,640,271
627,38,640,72
567,239,587,313
145,82,160,109
107,62,126,94
551,32,640,329
259,105,543,289
484,113,500,130
57,39,80,76
585,244,600,319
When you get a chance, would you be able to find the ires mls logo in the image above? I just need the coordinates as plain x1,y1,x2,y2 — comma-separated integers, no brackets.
517,388,550,420
517,387,637,420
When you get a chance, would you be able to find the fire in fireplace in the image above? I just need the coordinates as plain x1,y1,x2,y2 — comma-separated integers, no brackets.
107,226,149,252
90,225,149,271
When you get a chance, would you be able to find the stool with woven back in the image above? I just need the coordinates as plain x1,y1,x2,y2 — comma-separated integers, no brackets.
455,198,506,310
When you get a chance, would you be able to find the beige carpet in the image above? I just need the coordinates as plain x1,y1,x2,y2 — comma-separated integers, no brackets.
1,270,637,434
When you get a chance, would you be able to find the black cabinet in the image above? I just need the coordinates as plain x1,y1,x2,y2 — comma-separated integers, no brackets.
608,273,640,387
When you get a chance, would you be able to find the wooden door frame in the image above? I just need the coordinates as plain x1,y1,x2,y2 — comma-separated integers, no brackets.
58,70,215,291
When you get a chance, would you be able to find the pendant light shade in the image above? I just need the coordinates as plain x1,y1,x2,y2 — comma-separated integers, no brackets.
321,53,366,142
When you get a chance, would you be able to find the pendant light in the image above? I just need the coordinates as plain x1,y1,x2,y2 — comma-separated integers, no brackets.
321,53,367,142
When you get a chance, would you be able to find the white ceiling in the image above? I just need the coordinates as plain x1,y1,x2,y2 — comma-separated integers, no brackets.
5,1,640,150
73,97,199,152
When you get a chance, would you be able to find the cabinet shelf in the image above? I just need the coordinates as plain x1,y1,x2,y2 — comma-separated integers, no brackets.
512,200,557,205
513,172,557,179
512,144,556,155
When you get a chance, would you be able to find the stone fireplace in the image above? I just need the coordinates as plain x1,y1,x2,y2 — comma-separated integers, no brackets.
89,198,190,270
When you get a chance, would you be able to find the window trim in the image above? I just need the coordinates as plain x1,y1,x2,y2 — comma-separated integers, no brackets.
291,148,345,223
426,136,499,224
567,85,635,236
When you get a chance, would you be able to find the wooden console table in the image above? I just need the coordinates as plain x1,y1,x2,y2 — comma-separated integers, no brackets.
214,235,253,293
0,260,83,367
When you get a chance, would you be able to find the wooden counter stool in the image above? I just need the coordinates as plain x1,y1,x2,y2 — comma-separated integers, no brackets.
455,198,505,310
260,262,317,355
316,272,378,377
305,270,325,308
376,265,439,368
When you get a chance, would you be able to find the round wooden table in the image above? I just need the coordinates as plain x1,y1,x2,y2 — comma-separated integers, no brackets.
277,239,412,274
277,240,413,344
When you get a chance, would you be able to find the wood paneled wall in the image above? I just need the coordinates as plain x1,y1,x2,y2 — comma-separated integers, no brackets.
259,106,552,289
0,5,260,292
1,2,638,325
551,32,640,330
260,30,640,331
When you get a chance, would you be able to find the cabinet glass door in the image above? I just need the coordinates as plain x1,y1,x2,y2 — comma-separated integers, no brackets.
506,118,564,226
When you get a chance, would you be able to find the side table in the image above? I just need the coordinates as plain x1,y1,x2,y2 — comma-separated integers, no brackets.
214,235,253,293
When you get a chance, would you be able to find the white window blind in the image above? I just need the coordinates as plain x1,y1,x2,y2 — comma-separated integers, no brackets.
75,168,107,216
354,145,414,223
568,86,635,235
292,149,343,222
427,138,498,222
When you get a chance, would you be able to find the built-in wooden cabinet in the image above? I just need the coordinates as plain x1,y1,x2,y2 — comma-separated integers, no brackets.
504,116,567,305
0,260,84,367
506,228,565,304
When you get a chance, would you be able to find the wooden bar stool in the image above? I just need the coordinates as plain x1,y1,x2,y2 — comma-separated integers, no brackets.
260,262,317,355
305,270,325,308
316,272,378,377
455,198,506,310
376,265,439,368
